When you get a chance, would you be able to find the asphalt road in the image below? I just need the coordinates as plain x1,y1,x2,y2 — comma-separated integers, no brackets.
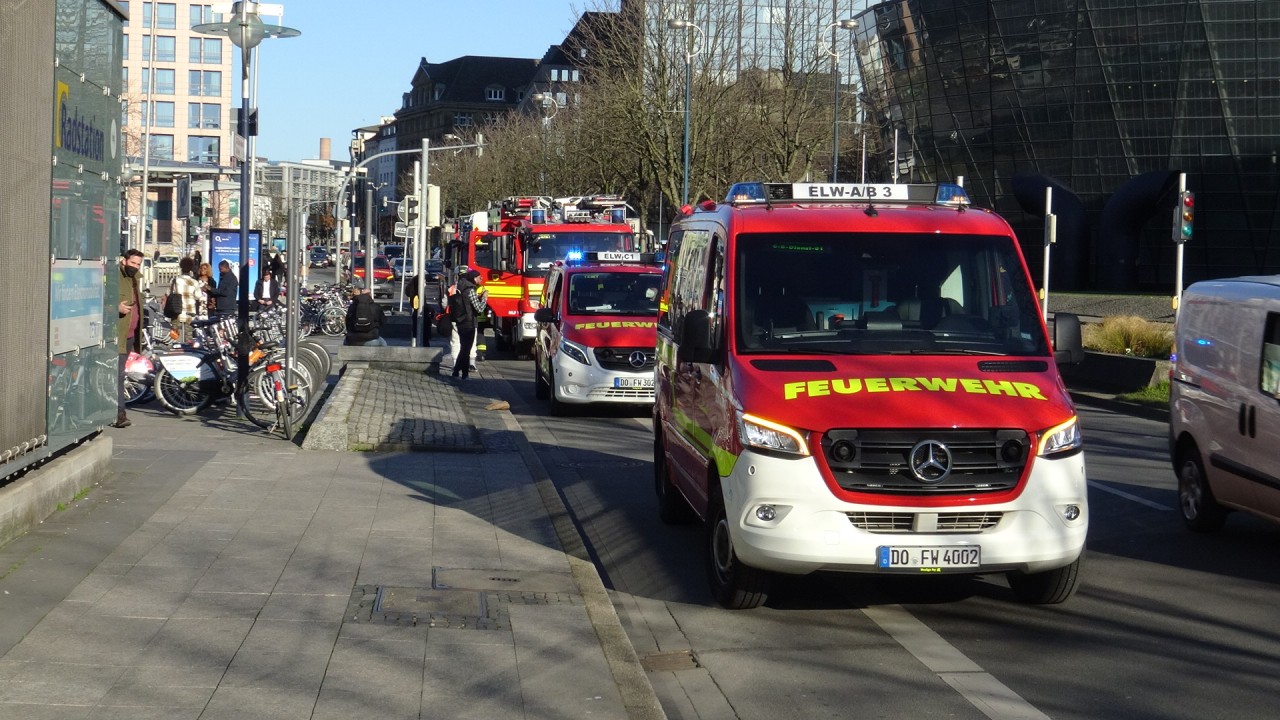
472,346,1279,720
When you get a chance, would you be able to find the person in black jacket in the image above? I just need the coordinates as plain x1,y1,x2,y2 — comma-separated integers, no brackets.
209,260,239,317
344,279,386,346
448,269,486,381
252,268,280,311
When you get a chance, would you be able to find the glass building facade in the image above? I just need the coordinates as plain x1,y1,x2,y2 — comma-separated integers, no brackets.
854,0,1280,291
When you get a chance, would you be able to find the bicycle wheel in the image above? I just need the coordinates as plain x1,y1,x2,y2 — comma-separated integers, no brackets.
278,377,311,441
154,366,212,415
320,306,346,336
241,365,276,429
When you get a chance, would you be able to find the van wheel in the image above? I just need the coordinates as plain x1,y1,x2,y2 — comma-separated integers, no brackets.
654,435,693,524
548,377,570,416
1006,555,1083,605
534,359,550,400
706,491,770,609
1177,445,1227,532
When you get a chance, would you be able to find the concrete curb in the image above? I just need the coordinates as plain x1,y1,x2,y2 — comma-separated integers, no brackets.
480,367,667,720
300,366,362,451
0,434,112,548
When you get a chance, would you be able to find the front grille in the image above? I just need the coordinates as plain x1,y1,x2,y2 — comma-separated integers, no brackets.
822,429,1028,495
845,511,1005,533
594,347,656,372
586,387,655,401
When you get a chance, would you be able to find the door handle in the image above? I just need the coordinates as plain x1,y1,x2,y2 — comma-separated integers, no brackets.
1249,404,1257,438
1239,403,1248,436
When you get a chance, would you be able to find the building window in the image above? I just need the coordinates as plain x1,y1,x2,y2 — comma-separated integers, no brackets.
434,84,446,101
190,5,219,26
188,136,220,163
486,85,505,101
188,102,221,129
572,69,580,82
141,68,175,95
142,35,175,62
189,37,221,63
189,70,221,97
454,113,474,126
120,1,128,26
142,101,174,128
155,3,177,29
149,134,174,160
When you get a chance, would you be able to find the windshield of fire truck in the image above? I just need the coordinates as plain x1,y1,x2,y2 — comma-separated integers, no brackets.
525,232,636,273
568,271,662,316
734,232,1048,356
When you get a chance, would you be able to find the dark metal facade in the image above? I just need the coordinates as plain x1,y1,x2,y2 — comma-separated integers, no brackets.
0,0,124,482
855,0,1280,291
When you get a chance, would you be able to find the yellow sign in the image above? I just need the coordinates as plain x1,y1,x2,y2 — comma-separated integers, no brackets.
782,377,1047,401
573,321,656,330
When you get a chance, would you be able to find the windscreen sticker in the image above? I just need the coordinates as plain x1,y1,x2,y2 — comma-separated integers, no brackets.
783,377,1047,401
574,321,656,330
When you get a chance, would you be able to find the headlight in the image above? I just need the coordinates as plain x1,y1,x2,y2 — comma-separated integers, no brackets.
559,338,591,366
527,297,541,310
1038,417,1082,456
737,412,809,456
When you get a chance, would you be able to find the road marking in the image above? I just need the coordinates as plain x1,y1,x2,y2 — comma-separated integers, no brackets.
862,605,1052,720
1088,480,1172,511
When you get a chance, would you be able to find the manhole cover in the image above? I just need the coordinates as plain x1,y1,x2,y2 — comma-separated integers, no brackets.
640,650,700,672
374,586,486,616
433,568,578,594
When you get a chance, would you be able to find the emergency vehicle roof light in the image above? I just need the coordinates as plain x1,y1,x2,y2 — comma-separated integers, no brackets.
725,182,973,207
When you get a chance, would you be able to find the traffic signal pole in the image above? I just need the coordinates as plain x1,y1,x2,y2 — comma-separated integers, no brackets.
1173,172,1189,315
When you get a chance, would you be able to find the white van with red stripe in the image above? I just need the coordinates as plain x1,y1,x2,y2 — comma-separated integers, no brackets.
654,182,1088,609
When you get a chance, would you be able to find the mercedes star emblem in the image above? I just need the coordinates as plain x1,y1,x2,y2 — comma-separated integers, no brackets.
909,440,952,483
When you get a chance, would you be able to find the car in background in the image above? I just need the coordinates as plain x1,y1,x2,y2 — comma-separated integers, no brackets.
423,259,445,282
155,254,181,269
350,254,394,282
382,244,405,261
391,258,414,278
309,247,332,267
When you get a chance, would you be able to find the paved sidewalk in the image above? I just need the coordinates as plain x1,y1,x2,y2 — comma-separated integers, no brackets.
0,328,663,719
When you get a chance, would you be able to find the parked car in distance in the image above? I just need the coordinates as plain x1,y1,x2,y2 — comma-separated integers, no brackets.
391,258,414,278
155,254,181,269
423,259,445,282
309,248,331,267
382,244,405,261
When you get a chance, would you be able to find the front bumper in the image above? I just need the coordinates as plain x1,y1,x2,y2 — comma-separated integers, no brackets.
552,354,655,405
720,449,1088,576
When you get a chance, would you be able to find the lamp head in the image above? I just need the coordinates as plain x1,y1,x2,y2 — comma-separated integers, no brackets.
667,18,692,30
838,19,859,30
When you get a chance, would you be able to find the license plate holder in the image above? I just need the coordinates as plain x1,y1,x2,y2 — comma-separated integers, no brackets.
614,376,654,389
877,545,980,570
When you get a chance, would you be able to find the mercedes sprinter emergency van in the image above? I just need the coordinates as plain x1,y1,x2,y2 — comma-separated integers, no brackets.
654,182,1087,609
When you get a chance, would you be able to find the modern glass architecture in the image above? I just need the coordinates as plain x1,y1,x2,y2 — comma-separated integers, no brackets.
853,0,1280,291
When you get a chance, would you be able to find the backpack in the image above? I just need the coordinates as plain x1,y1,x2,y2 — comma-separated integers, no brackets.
351,300,377,334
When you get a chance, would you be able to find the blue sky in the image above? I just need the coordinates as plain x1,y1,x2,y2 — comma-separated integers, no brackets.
253,1,591,162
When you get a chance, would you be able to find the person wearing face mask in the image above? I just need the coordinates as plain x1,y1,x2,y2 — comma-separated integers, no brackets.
114,249,145,428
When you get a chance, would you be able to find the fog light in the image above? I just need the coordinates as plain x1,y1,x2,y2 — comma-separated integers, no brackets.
1061,504,1080,521
755,504,777,522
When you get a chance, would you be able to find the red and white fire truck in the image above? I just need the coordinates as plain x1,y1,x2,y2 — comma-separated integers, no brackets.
445,195,646,356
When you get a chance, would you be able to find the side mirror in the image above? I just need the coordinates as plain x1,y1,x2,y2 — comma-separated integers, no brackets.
534,307,558,324
1052,312,1085,365
678,309,713,363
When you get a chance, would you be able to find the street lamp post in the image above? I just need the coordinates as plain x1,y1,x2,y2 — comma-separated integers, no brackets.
667,18,703,207
194,2,299,401
821,19,858,183
530,92,562,196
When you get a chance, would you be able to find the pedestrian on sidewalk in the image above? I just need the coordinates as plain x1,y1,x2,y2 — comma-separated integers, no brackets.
114,249,145,428
167,256,202,343
448,268,486,381
345,279,387,346
209,260,238,317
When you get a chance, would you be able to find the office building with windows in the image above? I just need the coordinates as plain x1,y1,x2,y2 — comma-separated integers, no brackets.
852,0,1280,291
120,2,238,250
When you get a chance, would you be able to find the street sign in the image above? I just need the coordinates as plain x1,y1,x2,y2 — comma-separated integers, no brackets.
393,222,410,238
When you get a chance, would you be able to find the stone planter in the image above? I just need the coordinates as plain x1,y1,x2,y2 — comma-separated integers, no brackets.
1058,351,1171,393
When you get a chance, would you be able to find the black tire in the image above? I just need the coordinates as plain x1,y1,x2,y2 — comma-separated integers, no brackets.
1177,444,1228,532
123,374,152,405
655,435,694,524
548,371,570,416
278,379,309,441
320,307,346,336
153,366,212,415
1007,555,1083,605
706,490,771,609
534,358,550,400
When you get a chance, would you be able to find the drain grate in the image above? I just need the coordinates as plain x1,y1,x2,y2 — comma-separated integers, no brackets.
346,584,505,630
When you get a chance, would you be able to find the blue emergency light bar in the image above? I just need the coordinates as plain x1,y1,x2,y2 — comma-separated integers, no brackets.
569,251,658,265
725,181,970,206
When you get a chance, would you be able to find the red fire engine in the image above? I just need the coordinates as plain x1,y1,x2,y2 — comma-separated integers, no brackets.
446,195,646,357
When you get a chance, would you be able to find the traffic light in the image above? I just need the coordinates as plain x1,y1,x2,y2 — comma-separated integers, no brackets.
190,193,204,220
1175,190,1194,244
400,195,420,225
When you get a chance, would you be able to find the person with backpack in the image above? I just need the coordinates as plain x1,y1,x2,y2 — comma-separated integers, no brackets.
447,269,486,381
163,257,202,342
344,279,386,346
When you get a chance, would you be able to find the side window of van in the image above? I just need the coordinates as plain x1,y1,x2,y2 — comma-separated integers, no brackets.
542,272,558,312
657,230,681,333
1260,313,1280,397
709,237,726,351
669,230,712,337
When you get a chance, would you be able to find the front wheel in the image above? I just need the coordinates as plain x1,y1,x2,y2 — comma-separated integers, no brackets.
1177,445,1228,532
655,435,694,524
706,490,771,609
320,306,346,336
534,357,550,400
1006,555,1083,605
